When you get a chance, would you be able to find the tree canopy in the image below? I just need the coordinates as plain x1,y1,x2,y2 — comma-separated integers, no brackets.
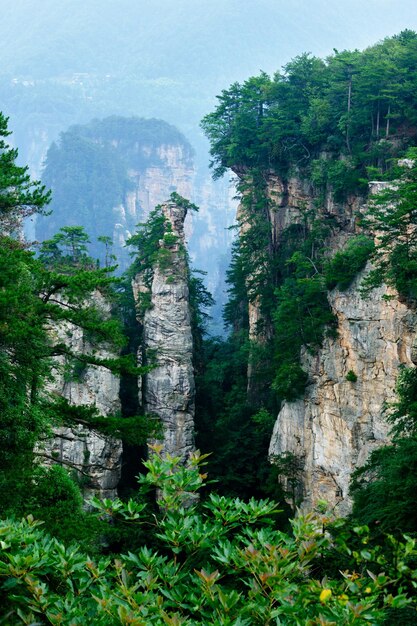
202,31,417,187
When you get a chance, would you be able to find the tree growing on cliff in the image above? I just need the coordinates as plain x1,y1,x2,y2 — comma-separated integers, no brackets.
361,148,417,303
202,31,417,186
0,115,154,540
351,367,417,535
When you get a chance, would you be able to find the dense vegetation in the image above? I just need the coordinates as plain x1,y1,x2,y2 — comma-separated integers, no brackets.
197,32,417,500
202,31,417,184
351,366,417,536
0,113,158,544
1,448,417,625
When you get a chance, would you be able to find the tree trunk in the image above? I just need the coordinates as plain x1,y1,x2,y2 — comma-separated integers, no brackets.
346,77,352,154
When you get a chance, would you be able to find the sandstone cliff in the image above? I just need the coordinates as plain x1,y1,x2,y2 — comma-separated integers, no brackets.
132,200,195,461
236,171,416,512
112,144,195,268
35,118,237,332
269,274,417,514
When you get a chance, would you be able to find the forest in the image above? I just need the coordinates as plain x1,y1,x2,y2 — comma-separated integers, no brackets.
1,31,417,625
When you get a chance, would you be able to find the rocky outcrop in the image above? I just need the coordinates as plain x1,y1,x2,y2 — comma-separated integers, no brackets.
43,292,123,499
132,200,195,461
269,273,417,514
113,144,195,268
235,169,416,512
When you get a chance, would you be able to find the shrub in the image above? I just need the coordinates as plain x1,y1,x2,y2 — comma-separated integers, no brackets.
1,448,416,625
346,370,358,382
325,235,375,291
273,362,309,401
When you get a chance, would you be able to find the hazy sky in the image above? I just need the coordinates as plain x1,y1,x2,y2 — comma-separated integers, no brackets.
2,0,417,84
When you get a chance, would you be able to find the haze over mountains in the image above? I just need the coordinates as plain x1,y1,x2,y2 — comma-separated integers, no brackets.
2,0,417,163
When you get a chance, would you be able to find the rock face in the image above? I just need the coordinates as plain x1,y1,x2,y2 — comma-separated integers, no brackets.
34,117,237,334
43,292,123,499
112,144,195,268
269,274,417,514
132,201,195,460
236,170,416,512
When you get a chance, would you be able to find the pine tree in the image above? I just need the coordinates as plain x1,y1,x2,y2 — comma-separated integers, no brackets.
0,112,50,232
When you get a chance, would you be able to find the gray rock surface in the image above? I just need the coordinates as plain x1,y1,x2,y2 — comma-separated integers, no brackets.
235,169,416,512
133,201,195,461
269,272,416,514
42,292,123,499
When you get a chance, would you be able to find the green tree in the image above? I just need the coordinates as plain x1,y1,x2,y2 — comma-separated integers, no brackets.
361,148,417,302
325,235,375,291
202,31,417,183
0,116,153,531
351,367,417,535
0,112,50,231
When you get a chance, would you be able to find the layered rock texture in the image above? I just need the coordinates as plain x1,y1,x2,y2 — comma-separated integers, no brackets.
237,172,416,513
133,200,196,461
112,143,195,267
37,118,195,271
44,292,122,499
269,275,417,514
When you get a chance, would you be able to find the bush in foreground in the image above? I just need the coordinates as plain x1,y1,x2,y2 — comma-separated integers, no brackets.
0,447,416,625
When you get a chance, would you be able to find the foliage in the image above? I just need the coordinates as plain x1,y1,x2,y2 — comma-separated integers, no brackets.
169,191,199,212
231,172,276,315
273,276,337,400
0,227,151,525
1,449,417,625
351,367,417,535
201,33,417,414
272,361,309,402
202,182,340,489
269,451,305,510
325,235,375,291
48,397,161,447
37,117,194,265
351,437,417,535
361,148,417,302
202,32,417,185
188,269,215,368
22,465,103,549
222,237,249,331
197,34,417,502
126,197,213,356
126,205,181,290
0,112,50,231
38,225,97,269
38,124,131,248
346,370,358,383
0,115,154,532
195,335,285,502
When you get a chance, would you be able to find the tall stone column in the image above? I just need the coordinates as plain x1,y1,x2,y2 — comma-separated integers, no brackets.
133,200,195,461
